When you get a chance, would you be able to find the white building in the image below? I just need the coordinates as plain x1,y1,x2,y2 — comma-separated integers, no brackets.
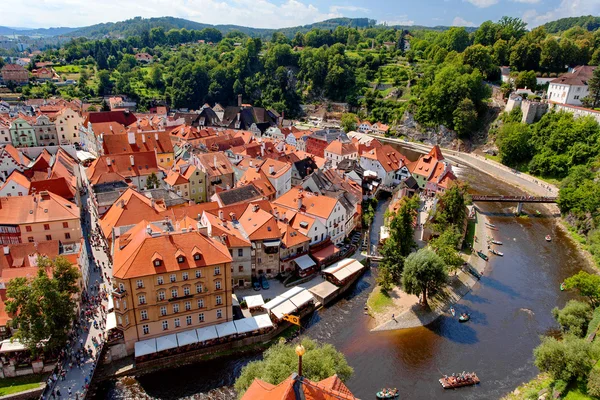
547,66,597,107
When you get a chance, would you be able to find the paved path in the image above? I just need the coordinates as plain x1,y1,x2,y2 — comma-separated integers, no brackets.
45,188,112,400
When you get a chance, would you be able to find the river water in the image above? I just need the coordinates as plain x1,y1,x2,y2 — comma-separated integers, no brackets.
96,146,588,400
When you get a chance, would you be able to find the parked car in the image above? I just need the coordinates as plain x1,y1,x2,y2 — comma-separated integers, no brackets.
260,275,270,290
253,281,261,291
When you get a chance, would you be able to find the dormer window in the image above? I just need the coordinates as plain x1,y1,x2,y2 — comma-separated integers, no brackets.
194,254,201,260
152,252,163,267
192,246,202,261
177,256,184,263
154,260,161,267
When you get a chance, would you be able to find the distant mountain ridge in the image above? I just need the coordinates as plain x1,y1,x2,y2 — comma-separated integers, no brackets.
0,26,79,37
542,15,600,33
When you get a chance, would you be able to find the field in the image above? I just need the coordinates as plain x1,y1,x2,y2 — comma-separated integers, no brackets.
0,374,47,396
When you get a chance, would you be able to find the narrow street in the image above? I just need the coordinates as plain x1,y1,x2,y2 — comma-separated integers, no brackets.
44,182,112,400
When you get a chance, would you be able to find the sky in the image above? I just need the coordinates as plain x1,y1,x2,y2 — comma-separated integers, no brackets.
2,0,599,30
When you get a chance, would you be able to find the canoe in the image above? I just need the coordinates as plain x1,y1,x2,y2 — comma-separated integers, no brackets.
450,307,456,317
490,249,504,256
560,283,565,291
477,251,489,261
376,390,399,399
459,314,470,323
485,222,496,228
491,240,503,245
545,235,552,242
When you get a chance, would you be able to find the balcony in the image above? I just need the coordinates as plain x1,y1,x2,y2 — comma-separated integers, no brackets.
112,288,127,298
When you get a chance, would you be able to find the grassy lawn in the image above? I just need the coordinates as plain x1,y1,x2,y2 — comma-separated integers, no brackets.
483,154,501,163
367,286,394,313
463,220,476,255
501,373,553,400
54,65,82,73
0,374,47,396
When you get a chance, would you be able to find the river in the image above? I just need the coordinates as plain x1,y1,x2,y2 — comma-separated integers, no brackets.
96,147,588,400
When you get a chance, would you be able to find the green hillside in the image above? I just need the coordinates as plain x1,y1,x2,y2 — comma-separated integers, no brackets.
543,15,600,33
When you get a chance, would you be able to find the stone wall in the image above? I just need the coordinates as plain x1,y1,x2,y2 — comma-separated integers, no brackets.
521,100,548,124
551,103,600,124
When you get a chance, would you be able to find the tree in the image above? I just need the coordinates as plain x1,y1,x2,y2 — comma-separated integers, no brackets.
514,70,537,90
496,122,532,167
5,256,79,355
100,100,110,112
563,271,600,307
146,172,160,189
552,300,593,338
428,227,464,274
586,67,600,108
473,21,499,47
432,183,470,231
402,248,448,308
462,44,495,79
452,98,478,137
340,113,359,132
97,70,113,96
444,27,470,53
588,367,600,397
534,335,593,382
234,338,353,396
497,16,527,40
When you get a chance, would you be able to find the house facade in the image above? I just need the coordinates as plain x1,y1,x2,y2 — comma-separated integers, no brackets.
9,117,37,147
547,66,597,107
33,114,58,146
55,107,84,145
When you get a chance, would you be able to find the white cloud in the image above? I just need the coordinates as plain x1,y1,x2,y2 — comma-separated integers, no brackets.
453,16,476,27
329,5,369,14
512,0,541,3
522,0,600,27
381,16,415,26
464,0,499,8
0,0,339,29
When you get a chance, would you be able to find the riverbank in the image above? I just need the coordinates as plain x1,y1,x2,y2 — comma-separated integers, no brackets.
368,209,490,331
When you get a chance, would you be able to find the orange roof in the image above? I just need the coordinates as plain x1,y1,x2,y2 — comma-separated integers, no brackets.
160,202,219,221
325,140,357,156
261,158,292,179
437,170,457,189
90,122,128,136
360,145,407,173
87,152,159,185
242,374,356,400
102,131,174,155
0,191,79,225
30,177,76,200
278,222,309,248
196,152,234,178
1,170,31,191
100,189,166,238
2,144,30,166
164,169,189,186
234,130,254,144
113,220,232,279
410,145,444,178
203,211,251,248
274,187,338,220
239,204,280,241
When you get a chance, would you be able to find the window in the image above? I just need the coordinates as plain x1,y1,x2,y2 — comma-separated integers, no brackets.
136,279,144,289
154,260,161,267
195,270,202,278
194,253,201,260
118,315,123,325
43,224,50,230
28,237,34,242
46,235,52,241
183,286,190,296
182,272,188,281
62,222,69,228
125,315,129,325
214,266,220,275
170,274,176,283
119,283,125,292
216,295,222,305
238,249,243,257
198,313,205,322
196,284,203,293
185,301,191,311
186,315,192,325
140,310,148,320
142,325,149,335
215,281,222,290
173,304,179,313
138,295,146,305
65,233,71,239
160,306,167,316
171,288,178,298
177,256,184,263
157,276,164,285
174,318,180,328
238,265,244,272
197,299,204,308
216,309,222,319
257,243,261,249
158,291,165,301
162,321,169,330
25,226,32,232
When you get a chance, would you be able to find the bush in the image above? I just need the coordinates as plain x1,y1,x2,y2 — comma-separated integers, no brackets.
587,366,600,397
533,335,593,382
552,300,593,338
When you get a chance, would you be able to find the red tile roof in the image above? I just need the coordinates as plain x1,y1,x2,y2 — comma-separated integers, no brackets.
360,145,407,173
242,374,356,400
273,187,338,220
102,131,174,155
0,192,79,225
87,152,159,185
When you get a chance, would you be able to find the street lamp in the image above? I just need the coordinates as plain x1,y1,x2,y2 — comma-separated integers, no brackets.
295,344,306,376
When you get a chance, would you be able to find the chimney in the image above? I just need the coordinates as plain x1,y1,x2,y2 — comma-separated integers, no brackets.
237,94,242,107
196,222,209,237
155,132,159,141
297,195,302,210
120,199,125,208
219,210,224,220
274,208,279,220
127,131,135,145
261,144,265,157
142,134,146,144
269,165,274,175
130,155,135,166
175,221,180,231
151,198,155,208
106,157,111,166
146,224,152,235
3,246,9,255
213,155,217,169
249,160,253,167
47,167,51,178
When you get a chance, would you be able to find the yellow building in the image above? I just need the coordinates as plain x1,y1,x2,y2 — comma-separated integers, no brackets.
111,219,233,354
54,107,84,146
164,161,206,203
0,191,81,245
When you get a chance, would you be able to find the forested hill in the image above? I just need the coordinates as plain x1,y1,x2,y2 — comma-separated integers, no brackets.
0,26,79,37
542,15,600,33
63,17,377,40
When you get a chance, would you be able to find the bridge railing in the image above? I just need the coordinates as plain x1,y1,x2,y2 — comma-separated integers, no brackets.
471,195,558,203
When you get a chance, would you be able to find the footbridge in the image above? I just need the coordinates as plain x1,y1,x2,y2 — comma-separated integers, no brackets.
471,195,558,214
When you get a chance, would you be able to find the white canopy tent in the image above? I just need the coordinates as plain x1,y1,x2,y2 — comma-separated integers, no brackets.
263,296,287,311
289,290,315,308
176,330,199,347
234,317,260,334
216,321,237,338
106,312,117,331
196,325,218,343
244,294,265,308
156,334,178,352
0,339,26,353
322,259,365,282
280,286,304,300
134,338,157,357
254,314,274,330
293,255,316,271
107,295,114,311
271,299,297,320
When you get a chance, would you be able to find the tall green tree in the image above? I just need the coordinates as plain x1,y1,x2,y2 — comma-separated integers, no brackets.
340,113,359,132
146,172,160,189
428,227,464,273
432,183,470,231
495,122,532,167
552,300,592,338
6,256,79,355
452,98,478,137
534,335,593,382
563,271,600,307
402,248,448,308
234,338,353,396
